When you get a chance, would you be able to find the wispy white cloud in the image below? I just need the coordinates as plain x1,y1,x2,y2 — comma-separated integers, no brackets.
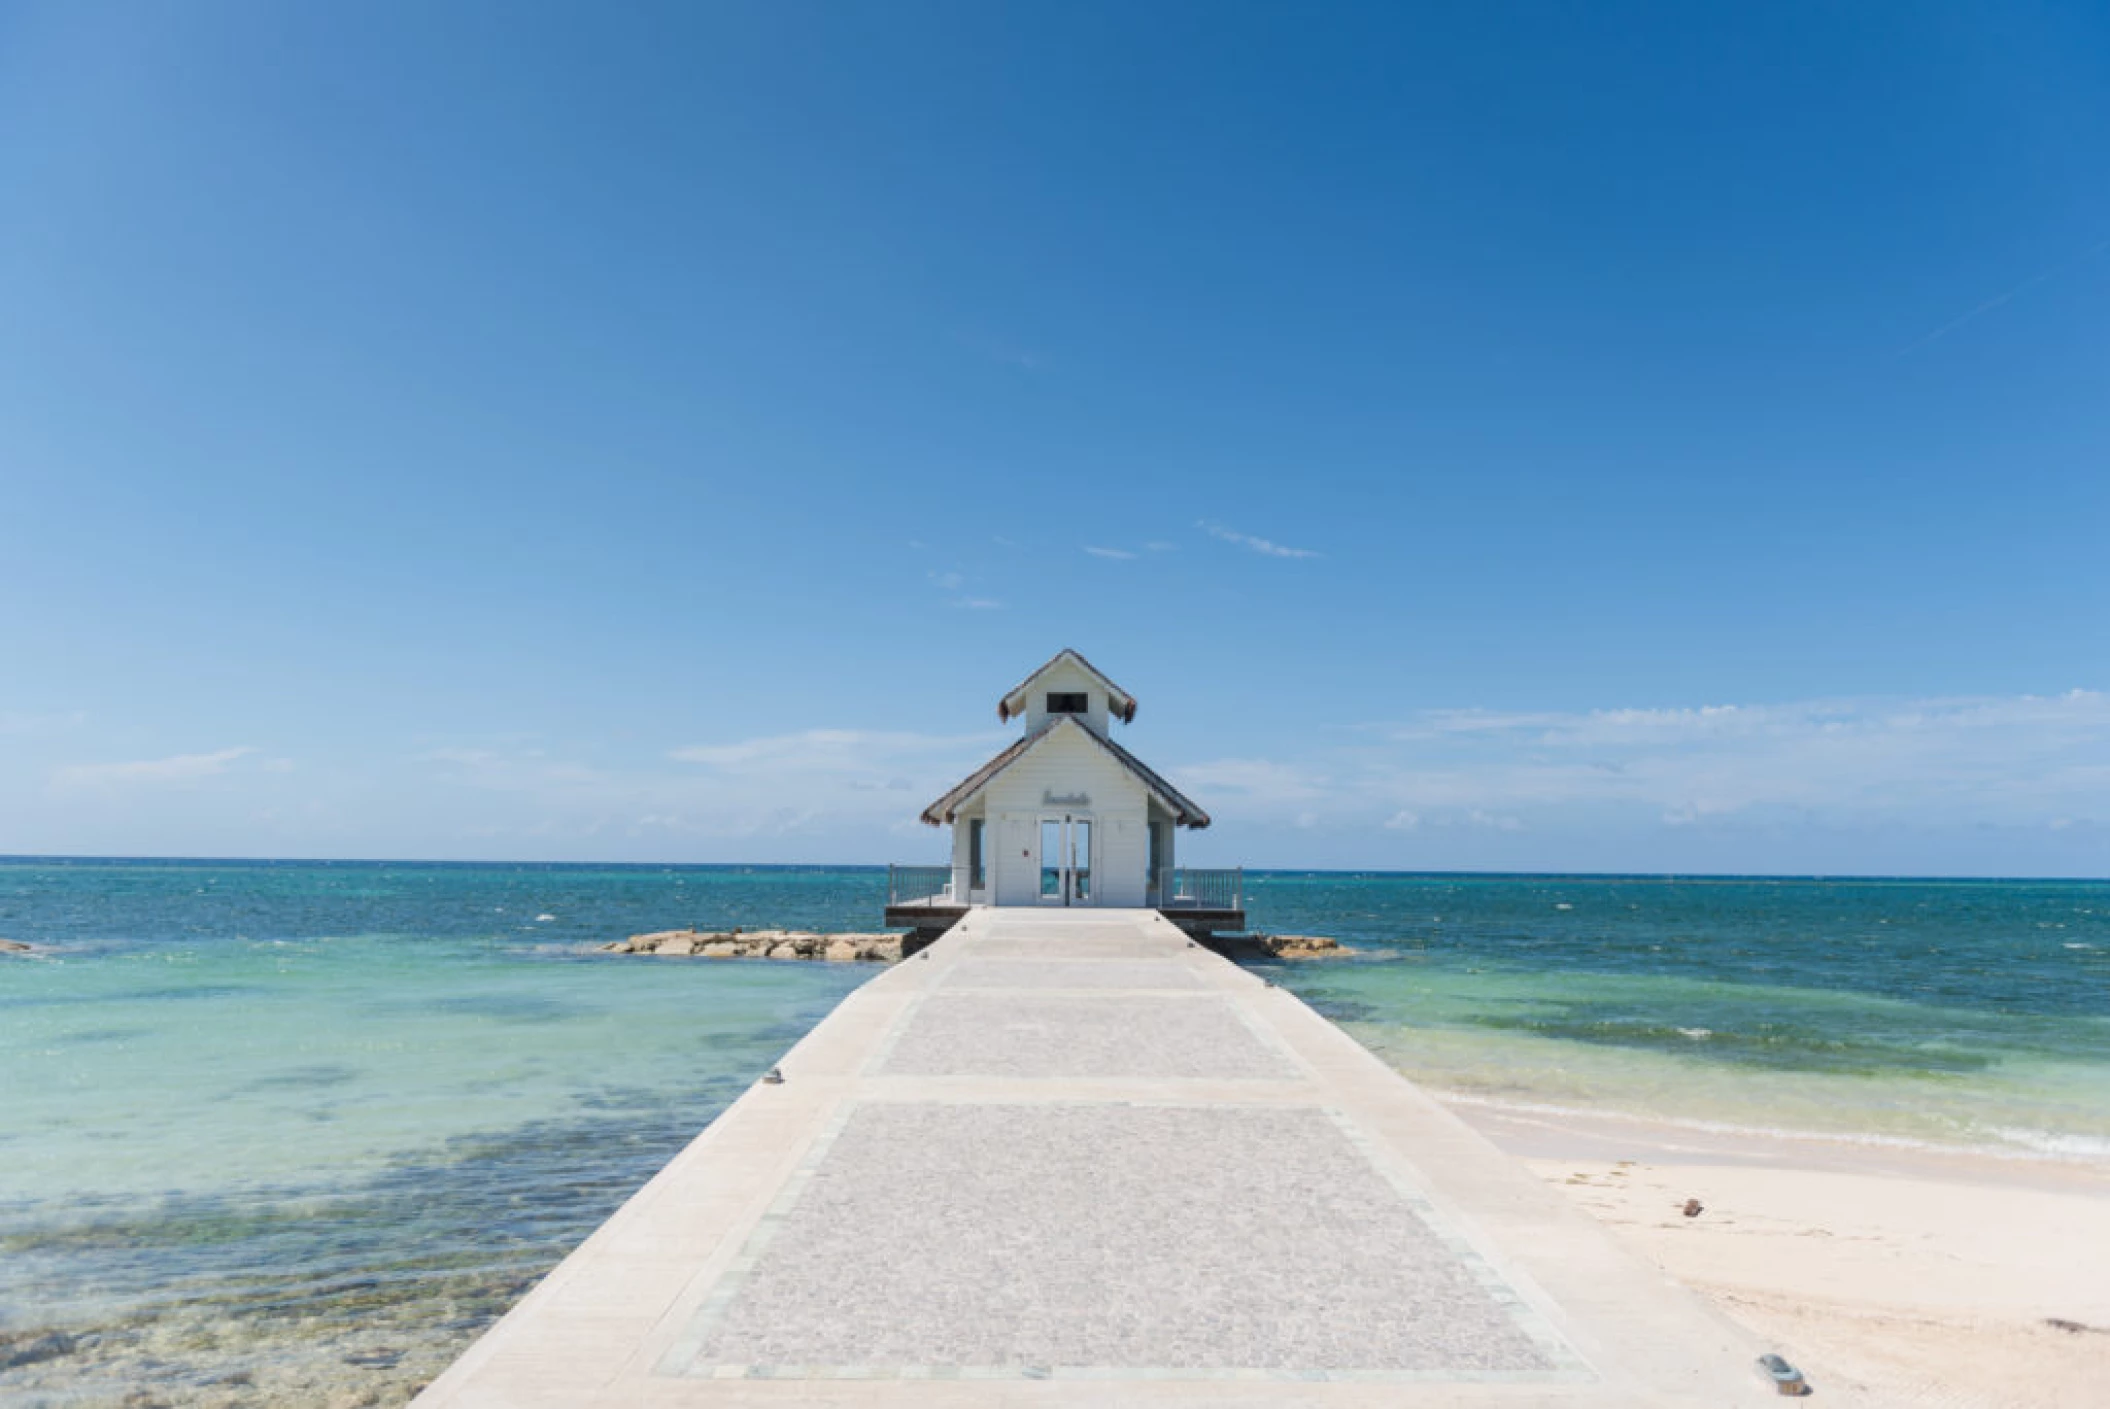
52,746,257,790
1198,520,1318,559
926,568,999,608
1174,689,2110,837
668,728,1004,821
418,747,604,789
672,729,996,772
420,747,501,767
384,727,1013,850
1084,546,1136,560
1175,757,1333,807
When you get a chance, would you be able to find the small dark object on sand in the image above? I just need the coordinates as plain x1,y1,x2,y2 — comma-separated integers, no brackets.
1682,1198,1704,1218
2045,1317,2104,1334
761,1066,784,1086
1756,1353,1809,1395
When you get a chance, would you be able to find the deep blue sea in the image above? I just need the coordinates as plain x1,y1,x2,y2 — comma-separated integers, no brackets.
2,860,2106,1404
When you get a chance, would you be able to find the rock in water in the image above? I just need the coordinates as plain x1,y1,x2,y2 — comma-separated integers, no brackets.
1262,933,1348,958
604,928,910,962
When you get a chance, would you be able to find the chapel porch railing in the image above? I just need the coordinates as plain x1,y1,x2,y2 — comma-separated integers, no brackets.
1159,866,1242,912
886,864,957,907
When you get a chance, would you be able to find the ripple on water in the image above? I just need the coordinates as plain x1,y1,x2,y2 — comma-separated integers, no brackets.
1,859,880,1406
239,1064,362,1092
0,1093,753,1405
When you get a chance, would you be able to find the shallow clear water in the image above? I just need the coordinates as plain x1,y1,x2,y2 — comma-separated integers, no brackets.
1247,873,2110,1159
1,861,2106,1404
0,861,873,1406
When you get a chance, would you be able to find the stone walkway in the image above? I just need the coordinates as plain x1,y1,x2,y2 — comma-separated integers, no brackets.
414,909,1770,1406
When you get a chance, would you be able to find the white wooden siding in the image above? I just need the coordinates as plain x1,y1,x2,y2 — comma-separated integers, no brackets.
1096,811,1149,906
1017,659,1113,738
978,728,1148,907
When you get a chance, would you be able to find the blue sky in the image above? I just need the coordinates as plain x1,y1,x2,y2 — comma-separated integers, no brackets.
3,1,2107,873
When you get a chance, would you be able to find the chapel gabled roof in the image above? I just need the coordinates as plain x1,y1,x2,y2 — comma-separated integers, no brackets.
996,648,1138,724
920,716,1210,828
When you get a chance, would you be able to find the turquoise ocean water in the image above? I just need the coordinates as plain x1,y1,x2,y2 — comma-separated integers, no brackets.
2,860,2107,1404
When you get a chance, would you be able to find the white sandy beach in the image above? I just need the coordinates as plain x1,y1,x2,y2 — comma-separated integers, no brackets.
1455,1102,2110,1408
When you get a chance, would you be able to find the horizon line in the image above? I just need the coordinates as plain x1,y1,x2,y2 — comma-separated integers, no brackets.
0,853,2105,885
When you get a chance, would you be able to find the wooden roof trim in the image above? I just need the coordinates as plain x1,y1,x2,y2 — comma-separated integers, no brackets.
995,648,1137,724
919,717,1210,829
918,727,1045,826
1081,724,1211,829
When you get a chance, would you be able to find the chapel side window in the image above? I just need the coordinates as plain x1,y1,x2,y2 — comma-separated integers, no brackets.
1148,820,1164,894
969,818,985,892
1046,692,1088,715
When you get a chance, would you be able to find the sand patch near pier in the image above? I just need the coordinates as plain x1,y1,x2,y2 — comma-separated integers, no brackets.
1457,1102,2110,1408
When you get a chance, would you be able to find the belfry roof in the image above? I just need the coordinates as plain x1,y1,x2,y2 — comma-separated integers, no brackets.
996,648,1138,724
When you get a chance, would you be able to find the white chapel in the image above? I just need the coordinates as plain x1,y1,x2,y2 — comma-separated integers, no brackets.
886,651,1238,932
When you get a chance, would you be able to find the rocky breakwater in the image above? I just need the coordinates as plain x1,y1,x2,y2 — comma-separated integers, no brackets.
1260,933,1351,957
1203,932,1353,960
0,937,36,956
600,929,910,962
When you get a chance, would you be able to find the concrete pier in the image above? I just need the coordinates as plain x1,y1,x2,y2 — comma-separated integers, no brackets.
415,909,1771,1406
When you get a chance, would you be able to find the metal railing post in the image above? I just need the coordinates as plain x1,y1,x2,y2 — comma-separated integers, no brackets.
882,865,953,908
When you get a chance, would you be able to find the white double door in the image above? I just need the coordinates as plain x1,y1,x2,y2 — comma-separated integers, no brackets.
1037,813,1094,905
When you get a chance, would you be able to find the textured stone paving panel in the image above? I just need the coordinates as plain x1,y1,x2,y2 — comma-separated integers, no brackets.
673,1103,1563,1377
878,995,1296,1079
971,935,1169,962
942,959,1205,992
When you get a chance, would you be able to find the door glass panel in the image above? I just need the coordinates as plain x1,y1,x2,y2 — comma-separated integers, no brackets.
1040,819,1063,899
1070,820,1091,901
